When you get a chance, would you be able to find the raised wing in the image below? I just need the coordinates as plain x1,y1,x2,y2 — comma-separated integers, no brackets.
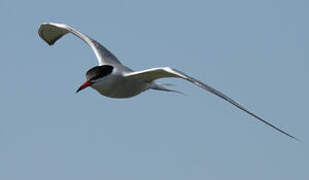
38,22,122,65
125,67,299,141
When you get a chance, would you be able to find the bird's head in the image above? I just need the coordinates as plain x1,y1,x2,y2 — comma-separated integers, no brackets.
76,65,114,93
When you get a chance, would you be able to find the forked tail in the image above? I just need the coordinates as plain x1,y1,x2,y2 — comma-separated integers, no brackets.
150,82,184,95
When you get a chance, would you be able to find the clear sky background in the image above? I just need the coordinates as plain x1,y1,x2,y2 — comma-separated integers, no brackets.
1,0,308,179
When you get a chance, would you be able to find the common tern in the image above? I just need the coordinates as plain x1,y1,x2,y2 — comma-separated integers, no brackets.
38,22,298,141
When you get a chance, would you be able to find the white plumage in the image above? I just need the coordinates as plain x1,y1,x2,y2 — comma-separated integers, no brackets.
38,22,298,141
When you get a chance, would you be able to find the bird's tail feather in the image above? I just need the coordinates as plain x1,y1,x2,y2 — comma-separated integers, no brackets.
150,82,185,95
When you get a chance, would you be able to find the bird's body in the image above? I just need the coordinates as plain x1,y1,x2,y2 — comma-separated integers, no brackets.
91,65,148,98
38,22,298,141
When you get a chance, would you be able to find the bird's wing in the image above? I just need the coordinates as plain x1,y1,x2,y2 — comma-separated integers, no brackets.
125,67,299,141
38,22,122,66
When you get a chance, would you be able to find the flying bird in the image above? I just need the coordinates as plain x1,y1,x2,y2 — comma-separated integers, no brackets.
38,22,298,141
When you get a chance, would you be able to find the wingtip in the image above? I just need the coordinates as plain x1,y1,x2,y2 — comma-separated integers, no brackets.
292,136,301,142
38,22,68,46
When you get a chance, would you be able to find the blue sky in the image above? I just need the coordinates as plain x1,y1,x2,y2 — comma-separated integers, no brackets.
1,0,308,179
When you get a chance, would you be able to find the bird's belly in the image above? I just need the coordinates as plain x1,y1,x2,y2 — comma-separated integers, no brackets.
91,76,149,98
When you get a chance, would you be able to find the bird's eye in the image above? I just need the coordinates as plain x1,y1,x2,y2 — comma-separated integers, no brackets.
86,65,113,81
89,75,101,81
